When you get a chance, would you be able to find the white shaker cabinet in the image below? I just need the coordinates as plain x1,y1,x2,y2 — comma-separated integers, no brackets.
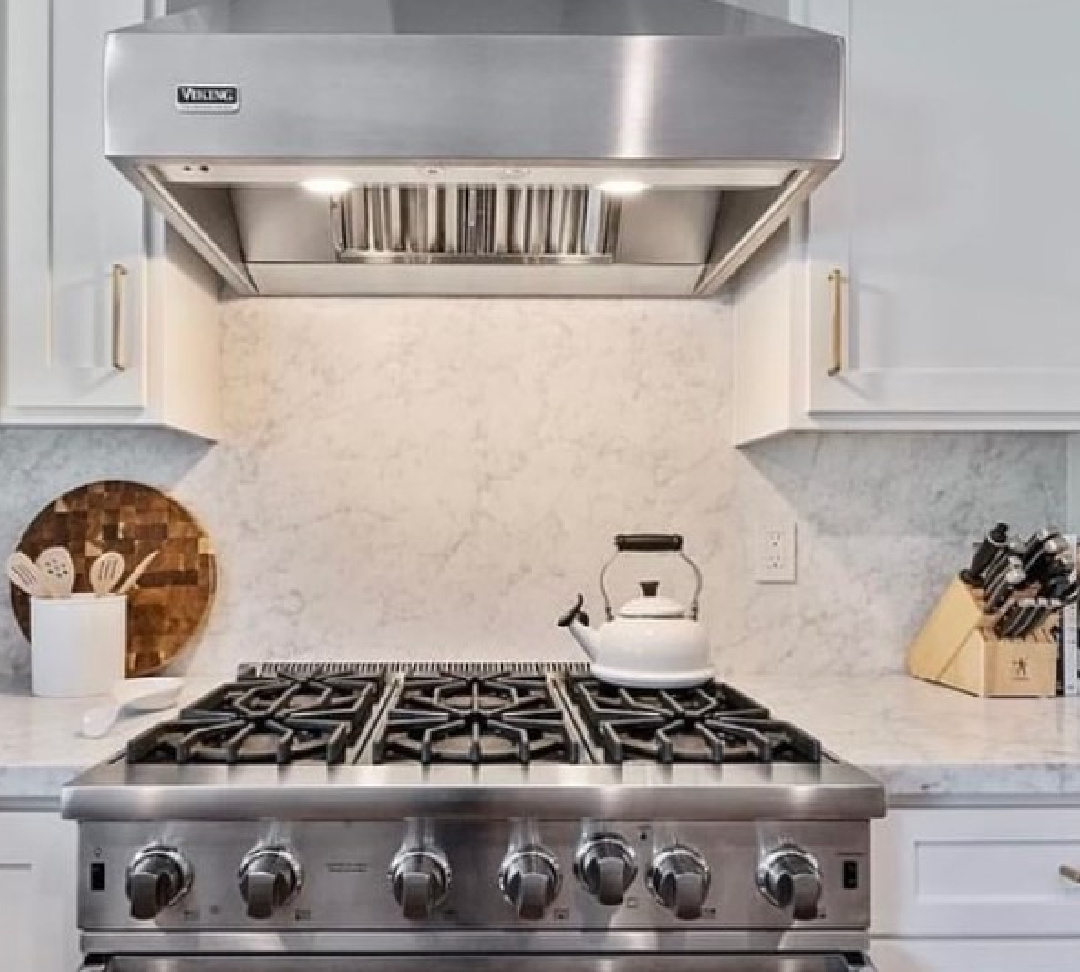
871,939,1080,972
870,806,1080,972
734,0,1080,443
0,0,221,437
0,811,79,972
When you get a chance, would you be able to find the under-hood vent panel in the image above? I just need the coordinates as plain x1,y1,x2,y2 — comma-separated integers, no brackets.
107,0,845,297
334,186,619,264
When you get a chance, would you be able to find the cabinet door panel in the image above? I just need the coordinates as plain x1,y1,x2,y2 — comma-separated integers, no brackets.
873,807,1080,937
871,938,1080,972
3,0,147,412
0,813,79,972
805,0,1080,416
0,861,35,968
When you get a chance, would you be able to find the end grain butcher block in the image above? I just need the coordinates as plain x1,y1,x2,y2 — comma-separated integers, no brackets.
10,481,217,677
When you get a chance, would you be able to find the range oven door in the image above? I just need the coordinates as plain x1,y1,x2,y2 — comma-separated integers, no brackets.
82,957,876,972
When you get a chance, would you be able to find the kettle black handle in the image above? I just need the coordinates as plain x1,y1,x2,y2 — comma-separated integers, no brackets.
615,534,684,553
600,534,702,622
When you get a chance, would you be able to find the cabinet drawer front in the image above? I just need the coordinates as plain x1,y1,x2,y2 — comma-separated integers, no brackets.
871,938,1080,972
872,807,1080,937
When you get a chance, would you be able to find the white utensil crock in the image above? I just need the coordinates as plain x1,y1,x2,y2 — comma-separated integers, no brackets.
30,594,126,697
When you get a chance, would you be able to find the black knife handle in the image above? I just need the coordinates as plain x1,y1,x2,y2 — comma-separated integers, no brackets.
985,566,1025,614
1027,536,1071,584
1042,571,1077,601
1014,604,1050,639
983,547,1021,593
614,534,684,553
994,603,1024,638
962,523,1010,587
1004,607,1033,639
1020,529,1053,569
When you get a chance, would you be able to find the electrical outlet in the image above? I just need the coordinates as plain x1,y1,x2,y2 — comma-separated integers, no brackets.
755,521,797,584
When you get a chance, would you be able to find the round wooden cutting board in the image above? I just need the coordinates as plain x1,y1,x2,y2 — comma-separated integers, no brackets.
10,481,217,677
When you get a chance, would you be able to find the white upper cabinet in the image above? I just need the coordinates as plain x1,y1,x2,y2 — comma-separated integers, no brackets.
5,0,1080,441
734,0,1080,442
1,0,221,437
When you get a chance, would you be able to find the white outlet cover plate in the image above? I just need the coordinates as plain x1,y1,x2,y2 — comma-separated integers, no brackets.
755,521,797,584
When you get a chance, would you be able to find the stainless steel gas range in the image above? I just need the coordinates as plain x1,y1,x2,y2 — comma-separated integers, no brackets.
64,663,885,972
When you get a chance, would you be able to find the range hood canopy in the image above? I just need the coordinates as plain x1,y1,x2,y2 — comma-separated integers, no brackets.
105,0,844,297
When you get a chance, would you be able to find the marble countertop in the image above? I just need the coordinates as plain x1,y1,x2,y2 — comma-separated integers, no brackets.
0,680,214,805
3,675,1080,805
734,674,1080,801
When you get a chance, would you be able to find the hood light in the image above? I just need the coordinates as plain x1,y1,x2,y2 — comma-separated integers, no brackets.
301,177,354,196
597,180,649,196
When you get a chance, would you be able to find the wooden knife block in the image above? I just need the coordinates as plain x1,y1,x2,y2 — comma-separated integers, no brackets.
907,577,1058,697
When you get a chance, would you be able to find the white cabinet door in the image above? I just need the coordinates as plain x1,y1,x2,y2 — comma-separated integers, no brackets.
2,0,220,435
2,0,148,414
803,0,1080,418
871,938,1080,972
873,807,1080,938
0,812,79,972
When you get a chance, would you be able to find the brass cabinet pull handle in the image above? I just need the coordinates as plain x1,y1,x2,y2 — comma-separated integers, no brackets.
110,263,128,371
1060,865,1080,884
827,267,846,377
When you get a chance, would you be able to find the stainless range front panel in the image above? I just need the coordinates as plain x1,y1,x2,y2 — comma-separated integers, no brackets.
64,761,887,822
83,955,876,972
78,819,870,939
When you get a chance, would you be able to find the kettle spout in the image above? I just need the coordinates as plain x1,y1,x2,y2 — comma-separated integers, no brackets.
568,619,602,662
557,594,600,662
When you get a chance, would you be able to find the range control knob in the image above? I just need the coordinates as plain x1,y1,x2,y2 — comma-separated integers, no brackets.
575,834,637,905
648,845,711,920
389,847,451,919
238,846,302,920
757,846,823,921
125,846,192,920
499,845,561,920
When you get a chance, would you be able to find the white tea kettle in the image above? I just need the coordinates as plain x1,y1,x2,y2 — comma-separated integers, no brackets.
558,534,712,688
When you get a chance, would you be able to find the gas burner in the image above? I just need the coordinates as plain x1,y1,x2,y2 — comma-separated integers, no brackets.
374,669,580,765
125,671,386,765
567,677,822,765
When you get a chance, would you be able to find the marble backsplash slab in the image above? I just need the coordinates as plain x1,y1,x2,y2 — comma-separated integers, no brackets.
0,299,1065,687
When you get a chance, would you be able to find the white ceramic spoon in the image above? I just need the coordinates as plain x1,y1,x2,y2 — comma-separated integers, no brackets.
80,677,185,739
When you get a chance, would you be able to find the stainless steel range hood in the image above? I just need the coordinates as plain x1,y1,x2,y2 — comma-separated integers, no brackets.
105,0,844,298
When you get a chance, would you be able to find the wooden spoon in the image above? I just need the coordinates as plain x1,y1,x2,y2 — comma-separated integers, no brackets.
117,550,159,596
6,552,51,598
36,547,75,597
90,552,126,596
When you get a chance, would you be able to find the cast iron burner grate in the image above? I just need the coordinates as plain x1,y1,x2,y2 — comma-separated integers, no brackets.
125,671,386,765
373,670,580,765
567,677,822,765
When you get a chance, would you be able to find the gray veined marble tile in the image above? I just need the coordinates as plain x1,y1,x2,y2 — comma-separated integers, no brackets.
0,299,1066,688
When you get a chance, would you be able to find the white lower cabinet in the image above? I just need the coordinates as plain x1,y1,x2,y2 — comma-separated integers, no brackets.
0,811,79,972
871,938,1080,972
871,806,1080,971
